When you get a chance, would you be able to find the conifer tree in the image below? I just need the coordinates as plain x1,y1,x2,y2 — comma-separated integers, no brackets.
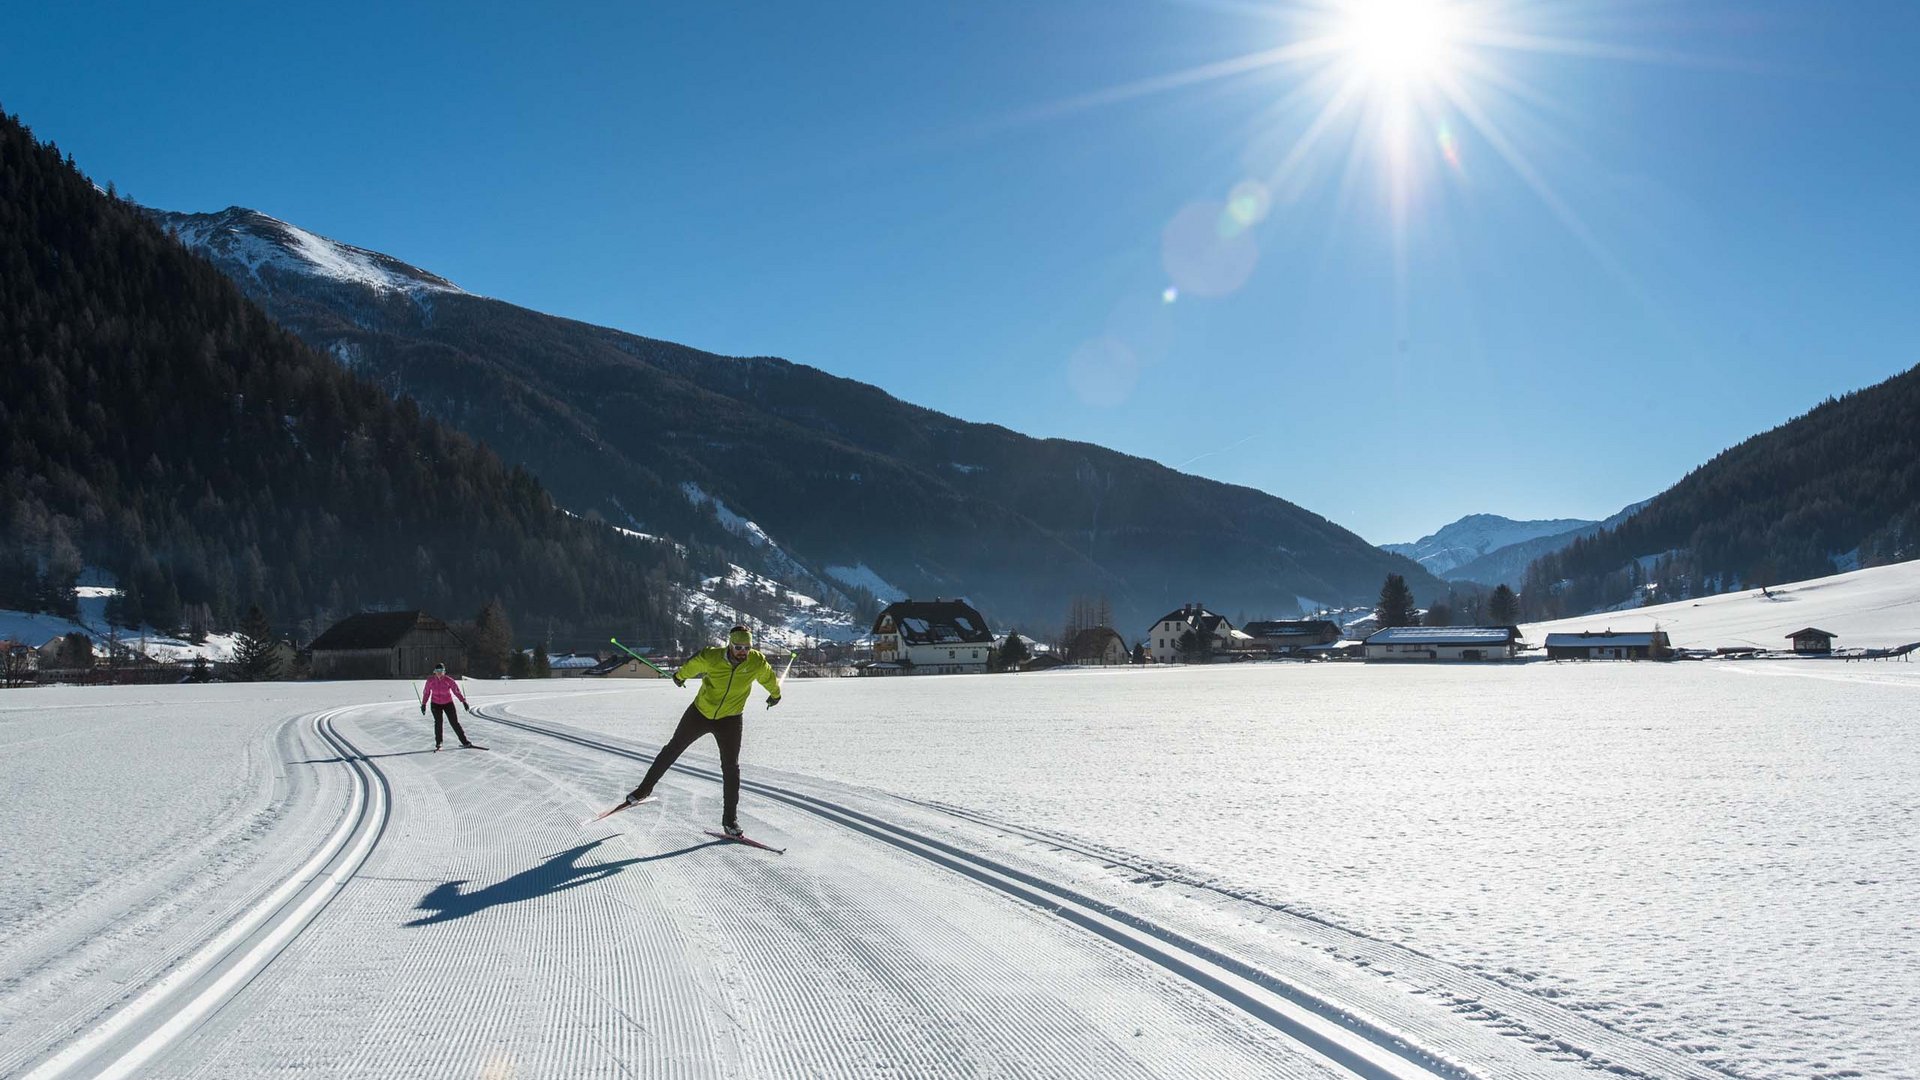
1489,584,1521,624
533,642,551,678
1375,573,1418,629
471,599,513,678
232,605,282,681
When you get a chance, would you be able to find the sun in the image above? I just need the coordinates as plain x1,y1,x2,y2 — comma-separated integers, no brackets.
1337,0,1464,89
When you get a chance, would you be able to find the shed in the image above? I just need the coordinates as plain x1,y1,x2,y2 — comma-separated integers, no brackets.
309,611,466,679
1788,627,1835,655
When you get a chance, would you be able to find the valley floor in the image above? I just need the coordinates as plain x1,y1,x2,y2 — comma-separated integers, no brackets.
2,663,1914,1078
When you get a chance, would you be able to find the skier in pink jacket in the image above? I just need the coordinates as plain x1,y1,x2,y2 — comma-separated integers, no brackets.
420,662,478,750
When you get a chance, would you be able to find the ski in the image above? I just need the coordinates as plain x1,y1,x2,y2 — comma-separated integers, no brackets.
583,795,653,825
706,830,786,854
461,743,489,750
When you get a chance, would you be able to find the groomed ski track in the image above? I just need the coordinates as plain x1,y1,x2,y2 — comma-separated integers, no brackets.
477,705,1457,1080
5,687,1745,1079
11,705,391,1080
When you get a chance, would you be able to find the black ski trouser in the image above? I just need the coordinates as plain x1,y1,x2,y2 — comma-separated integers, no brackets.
430,702,469,746
631,703,743,824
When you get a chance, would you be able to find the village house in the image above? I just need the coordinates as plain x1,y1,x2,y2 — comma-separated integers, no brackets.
587,655,669,678
1545,630,1673,661
308,610,466,679
869,598,994,674
1363,625,1524,662
1065,626,1129,666
1241,619,1342,657
1145,604,1251,663
1788,627,1836,654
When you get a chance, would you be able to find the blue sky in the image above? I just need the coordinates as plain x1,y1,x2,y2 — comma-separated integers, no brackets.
6,1,1917,543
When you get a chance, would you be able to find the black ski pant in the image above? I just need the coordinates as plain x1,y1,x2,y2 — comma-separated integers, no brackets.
631,703,743,824
430,702,469,746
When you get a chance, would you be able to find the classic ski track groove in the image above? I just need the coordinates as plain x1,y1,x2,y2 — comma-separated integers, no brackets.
20,704,391,1080
476,705,1461,1080
897,800,1737,1080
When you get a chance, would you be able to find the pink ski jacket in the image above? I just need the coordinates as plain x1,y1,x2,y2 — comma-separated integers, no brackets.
421,673,468,707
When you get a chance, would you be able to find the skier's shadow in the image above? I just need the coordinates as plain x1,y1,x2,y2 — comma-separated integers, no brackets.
404,836,722,926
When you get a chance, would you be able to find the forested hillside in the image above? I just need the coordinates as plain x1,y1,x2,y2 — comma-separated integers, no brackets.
1521,366,1920,617
0,109,681,647
151,207,1445,630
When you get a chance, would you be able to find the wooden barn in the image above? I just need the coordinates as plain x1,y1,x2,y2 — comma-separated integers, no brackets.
308,611,467,679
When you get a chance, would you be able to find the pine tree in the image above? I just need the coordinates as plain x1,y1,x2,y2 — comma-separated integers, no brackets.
1375,574,1418,629
508,648,533,679
533,642,551,678
471,599,513,678
1489,584,1521,624
232,605,282,681
998,632,1030,671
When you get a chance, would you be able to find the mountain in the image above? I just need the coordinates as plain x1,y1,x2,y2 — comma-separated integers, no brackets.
1444,500,1650,590
1382,514,1597,576
1519,367,1920,619
148,206,1446,632
0,110,681,650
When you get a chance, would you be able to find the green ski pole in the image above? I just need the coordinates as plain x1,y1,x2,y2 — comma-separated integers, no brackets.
610,637,676,679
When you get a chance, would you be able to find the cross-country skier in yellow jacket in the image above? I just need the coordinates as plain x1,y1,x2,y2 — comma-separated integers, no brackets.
622,625,782,837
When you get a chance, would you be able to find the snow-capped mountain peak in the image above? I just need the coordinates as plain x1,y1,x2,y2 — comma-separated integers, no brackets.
1382,513,1598,576
151,206,464,296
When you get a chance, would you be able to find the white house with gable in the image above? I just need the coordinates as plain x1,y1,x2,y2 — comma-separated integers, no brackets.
868,599,995,675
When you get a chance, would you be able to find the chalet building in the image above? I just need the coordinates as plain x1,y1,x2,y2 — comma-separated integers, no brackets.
870,599,994,674
1545,630,1673,661
1242,620,1342,656
1066,626,1129,666
308,611,466,679
1146,604,1255,663
1363,625,1523,662
1788,627,1836,654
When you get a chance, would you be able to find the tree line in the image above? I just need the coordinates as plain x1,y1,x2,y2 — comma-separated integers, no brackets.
0,107,684,651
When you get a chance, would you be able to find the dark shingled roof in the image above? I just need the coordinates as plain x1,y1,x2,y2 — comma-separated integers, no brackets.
873,599,994,645
309,611,448,651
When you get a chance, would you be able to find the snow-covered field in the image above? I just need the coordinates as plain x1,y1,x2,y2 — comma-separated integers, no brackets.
1525,558,1920,651
3,661,1915,1078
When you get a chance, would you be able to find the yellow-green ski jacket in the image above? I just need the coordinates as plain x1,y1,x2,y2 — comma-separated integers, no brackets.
676,647,782,719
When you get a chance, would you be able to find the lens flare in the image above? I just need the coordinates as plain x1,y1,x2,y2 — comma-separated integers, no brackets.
1437,120,1461,170
1164,201,1260,298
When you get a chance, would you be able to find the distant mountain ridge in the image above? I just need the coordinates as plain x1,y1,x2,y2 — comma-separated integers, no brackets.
1383,514,1597,576
150,205,1446,631
1443,501,1651,589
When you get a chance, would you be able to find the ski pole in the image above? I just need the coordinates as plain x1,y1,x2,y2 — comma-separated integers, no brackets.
609,637,676,679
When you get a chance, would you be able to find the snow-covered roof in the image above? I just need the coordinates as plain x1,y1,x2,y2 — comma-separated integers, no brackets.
1366,626,1519,645
1544,632,1662,648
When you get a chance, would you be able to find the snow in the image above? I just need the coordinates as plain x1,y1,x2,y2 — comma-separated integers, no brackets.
162,210,463,296
1382,514,1597,576
1525,559,1920,651
679,482,828,599
4,657,1916,1078
825,562,902,600
684,563,859,648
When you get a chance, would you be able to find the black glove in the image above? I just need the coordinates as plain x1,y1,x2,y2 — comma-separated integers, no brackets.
419,705,426,715
672,675,686,688
765,695,781,709
462,702,471,713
